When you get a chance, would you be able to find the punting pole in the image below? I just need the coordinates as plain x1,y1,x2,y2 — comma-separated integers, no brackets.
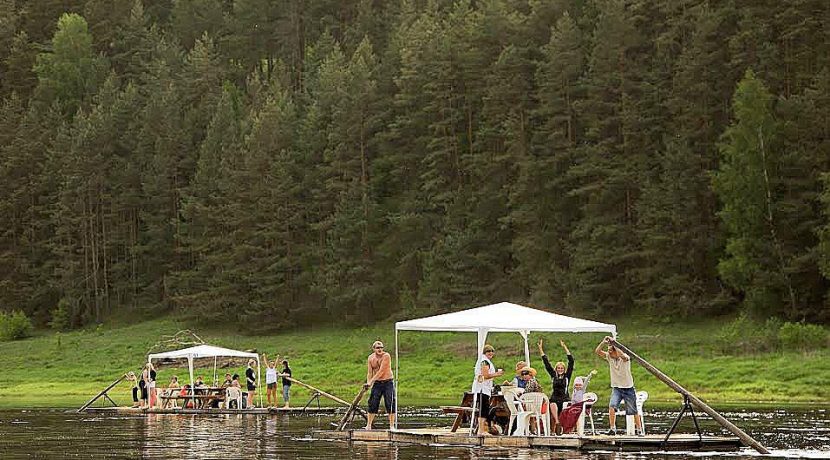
609,339,770,455
77,374,128,412
286,377,366,417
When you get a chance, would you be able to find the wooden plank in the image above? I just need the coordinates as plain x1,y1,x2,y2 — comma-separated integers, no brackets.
482,436,530,448
531,436,583,448
433,433,481,447
352,430,391,442
609,339,770,455
390,431,434,444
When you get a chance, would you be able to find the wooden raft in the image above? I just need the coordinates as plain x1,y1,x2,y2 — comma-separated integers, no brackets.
312,427,743,451
81,406,338,415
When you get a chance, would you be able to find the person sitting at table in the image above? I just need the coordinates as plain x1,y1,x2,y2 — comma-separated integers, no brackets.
231,374,241,388
222,373,233,387
520,367,543,394
518,367,544,434
503,361,527,389
162,376,180,409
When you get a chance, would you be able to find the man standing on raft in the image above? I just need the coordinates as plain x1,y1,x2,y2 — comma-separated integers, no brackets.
364,340,395,429
596,336,643,436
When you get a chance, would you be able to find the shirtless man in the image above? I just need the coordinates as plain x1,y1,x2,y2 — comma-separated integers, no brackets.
364,340,395,429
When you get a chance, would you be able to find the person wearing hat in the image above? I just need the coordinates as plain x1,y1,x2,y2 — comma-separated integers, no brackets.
504,361,528,388
596,336,642,436
472,344,504,436
364,340,395,429
519,366,543,394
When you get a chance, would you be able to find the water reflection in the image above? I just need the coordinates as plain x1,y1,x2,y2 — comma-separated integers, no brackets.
0,408,827,459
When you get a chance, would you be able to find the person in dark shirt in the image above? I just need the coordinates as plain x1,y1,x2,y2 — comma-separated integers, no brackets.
538,338,574,435
245,360,257,409
280,360,292,409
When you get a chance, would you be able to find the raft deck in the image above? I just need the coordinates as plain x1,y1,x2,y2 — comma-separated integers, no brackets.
82,406,338,415
312,427,744,451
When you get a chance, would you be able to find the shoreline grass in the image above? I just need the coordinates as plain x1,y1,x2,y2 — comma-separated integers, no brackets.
1,316,827,409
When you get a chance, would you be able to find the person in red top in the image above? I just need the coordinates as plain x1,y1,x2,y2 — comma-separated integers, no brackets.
364,340,395,430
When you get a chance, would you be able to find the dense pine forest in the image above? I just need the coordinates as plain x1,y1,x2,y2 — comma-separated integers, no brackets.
0,0,828,333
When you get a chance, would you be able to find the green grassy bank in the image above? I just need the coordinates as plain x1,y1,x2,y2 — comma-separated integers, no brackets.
0,316,827,409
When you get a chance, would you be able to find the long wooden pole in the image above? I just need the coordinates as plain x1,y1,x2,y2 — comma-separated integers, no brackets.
77,374,127,412
286,376,365,415
337,385,369,431
609,339,770,455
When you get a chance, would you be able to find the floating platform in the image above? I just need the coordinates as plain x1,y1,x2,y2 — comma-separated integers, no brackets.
81,406,338,415
312,427,744,452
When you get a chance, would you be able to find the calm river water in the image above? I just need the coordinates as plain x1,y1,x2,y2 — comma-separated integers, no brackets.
0,407,827,459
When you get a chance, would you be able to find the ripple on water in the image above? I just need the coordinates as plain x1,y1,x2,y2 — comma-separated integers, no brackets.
0,408,828,459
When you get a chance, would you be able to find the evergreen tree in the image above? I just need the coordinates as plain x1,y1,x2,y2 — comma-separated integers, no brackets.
713,69,794,316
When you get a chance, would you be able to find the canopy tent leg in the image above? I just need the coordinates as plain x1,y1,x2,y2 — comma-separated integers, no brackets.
257,359,262,408
394,328,399,431
187,356,194,394
470,327,489,436
213,356,217,387
520,330,530,367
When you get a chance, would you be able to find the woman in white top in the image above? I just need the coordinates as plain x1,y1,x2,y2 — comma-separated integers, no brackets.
472,344,504,435
263,353,280,408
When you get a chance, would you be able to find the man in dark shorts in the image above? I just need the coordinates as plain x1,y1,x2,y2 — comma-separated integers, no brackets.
364,340,395,429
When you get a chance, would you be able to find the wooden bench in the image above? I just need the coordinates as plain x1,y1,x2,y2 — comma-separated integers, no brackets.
158,394,225,409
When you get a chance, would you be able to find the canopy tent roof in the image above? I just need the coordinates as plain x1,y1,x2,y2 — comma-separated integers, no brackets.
147,344,259,362
395,301,616,334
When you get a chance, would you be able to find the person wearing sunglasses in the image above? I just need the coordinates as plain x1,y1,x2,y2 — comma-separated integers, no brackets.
364,340,395,430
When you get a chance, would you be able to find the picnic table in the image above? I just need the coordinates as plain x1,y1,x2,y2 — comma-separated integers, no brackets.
441,392,510,432
158,387,228,409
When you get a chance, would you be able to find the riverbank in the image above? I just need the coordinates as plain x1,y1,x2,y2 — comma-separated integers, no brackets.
0,316,827,409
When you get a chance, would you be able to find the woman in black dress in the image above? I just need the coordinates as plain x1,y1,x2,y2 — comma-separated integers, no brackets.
538,338,573,435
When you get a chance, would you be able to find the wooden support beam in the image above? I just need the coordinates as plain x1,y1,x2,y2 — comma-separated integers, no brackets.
77,374,127,412
609,339,770,455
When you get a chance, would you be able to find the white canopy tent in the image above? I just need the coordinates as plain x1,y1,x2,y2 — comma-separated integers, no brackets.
393,302,617,431
148,344,262,407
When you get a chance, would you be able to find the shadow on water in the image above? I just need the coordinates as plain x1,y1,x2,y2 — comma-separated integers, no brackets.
0,408,827,459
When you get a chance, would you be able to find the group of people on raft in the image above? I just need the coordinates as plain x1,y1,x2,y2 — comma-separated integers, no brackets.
472,336,644,436
362,336,644,436
125,355,293,410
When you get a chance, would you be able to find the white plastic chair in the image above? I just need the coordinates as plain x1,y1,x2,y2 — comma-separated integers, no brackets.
502,388,531,436
616,390,648,435
520,392,550,436
224,387,242,409
577,392,598,435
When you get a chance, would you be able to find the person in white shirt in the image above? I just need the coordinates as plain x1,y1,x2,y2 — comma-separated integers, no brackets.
263,353,281,408
472,344,504,436
595,336,643,436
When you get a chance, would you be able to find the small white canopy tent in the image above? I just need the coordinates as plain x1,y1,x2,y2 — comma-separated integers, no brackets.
148,344,262,407
393,302,617,431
